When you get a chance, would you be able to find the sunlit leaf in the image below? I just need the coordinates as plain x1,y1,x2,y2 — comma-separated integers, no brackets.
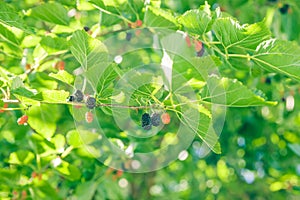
0,23,22,55
213,18,271,52
66,130,99,148
27,104,60,138
40,36,69,55
49,70,74,85
202,76,277,107
178,2,219,35
70,30,108,71
252,39,300,81
30,2,70,25
53,160,81,181
0,2,32,32
144,6,178,29
8,150,35,165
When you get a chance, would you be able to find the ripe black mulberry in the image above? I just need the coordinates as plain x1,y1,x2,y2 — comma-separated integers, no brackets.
74,90,84,102
67,95,75,102
126,32,132,41
86,96,96,109
151,113,161,127
141,113,151,130
279,4,289,14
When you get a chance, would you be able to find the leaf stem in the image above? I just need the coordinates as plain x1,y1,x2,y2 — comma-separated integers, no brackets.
96,103,157,109
92,4,132,24
228,53,252,60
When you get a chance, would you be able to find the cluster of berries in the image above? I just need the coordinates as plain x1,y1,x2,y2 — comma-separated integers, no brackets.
126,20,143,41
128,20,143,29
67,90,97,110
141,112,170,130
105,168,123,181
67,90,97,124
185,36,205,57
279,4,289,14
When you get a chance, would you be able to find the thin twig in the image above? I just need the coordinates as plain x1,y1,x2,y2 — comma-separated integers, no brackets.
0,98,161,110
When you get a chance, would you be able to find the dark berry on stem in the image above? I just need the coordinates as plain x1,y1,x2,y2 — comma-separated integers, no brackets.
279,4,289,14
84,26,90,32
265,77,271,85
74,90,84,102
196,48,205,57
86,97,96,109
142,113,151,130
151,113,161,127
126,32,132,41
67,95,75,102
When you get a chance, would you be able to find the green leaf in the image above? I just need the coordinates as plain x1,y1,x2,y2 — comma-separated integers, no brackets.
179,103,220,154
202,76,277,107
70,30,108,71
0,24,21,47
14,89,69,104
49,70,74,85
30,2,70,25
40,36,69,55
89,0,124,14
11,87,35,99
13,94,41,106
75,181,97,200
0,2,32,32
95,63,119,97
0,66,11,82
0,168,19,186
90,0,144,21
21,35,42,48
11,76,24,89
144,6,178,29
213,18,271,52
8,150,35,165
54,160,81,181
252,39,300,81
51,134,65,151
178,2,218,35
66,130,99,148
35,90,70,104
27,104,60,138
32,180,61,200
176,94,211,118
